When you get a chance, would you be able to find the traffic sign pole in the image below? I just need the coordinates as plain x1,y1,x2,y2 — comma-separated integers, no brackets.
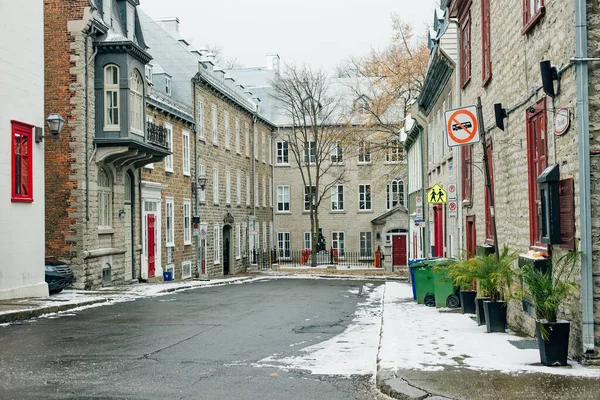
477,97,499,260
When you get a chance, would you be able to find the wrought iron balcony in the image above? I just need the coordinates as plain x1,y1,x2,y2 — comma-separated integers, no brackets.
147,121,169,149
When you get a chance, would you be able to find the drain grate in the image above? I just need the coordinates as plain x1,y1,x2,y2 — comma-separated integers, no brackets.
508,339,538,350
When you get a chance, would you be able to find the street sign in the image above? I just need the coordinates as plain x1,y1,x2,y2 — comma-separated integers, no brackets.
415,195,423,206
554,107,570,136
448,183,457,200
445,105,480,147
427,184,448,204
415,207,423,217
448,200,458,217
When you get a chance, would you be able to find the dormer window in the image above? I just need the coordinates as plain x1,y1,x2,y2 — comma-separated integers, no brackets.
104,64,120,130
130,70,144,135
145,65,153,83
102,0,112,27
165,76,172,95
126,3,135,40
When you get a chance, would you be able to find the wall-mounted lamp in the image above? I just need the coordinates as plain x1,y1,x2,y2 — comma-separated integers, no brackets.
118,209,126,218
494,103,507,131
540,60,559,98
36,113,65,143
192,174,208,194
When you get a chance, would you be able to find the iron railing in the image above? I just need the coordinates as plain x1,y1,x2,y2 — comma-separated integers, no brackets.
277,249,375,268
146,121,169,149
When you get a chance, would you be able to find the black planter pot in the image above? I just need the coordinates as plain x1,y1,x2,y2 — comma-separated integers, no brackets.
536,320,571,366
475,297,490,326
459,291,477,314
483,301,507,333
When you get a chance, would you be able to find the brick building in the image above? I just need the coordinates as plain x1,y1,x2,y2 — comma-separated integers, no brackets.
443,0,599,360
0,1,48,299
44,0,169,288
139,13,276,277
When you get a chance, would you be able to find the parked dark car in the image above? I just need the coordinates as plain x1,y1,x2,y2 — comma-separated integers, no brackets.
45,257,74,294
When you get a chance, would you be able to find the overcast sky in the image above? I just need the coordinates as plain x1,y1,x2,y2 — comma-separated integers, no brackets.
139,0,437,72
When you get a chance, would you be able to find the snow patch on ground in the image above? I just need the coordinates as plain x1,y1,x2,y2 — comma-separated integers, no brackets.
257,283,384,378
381,282,600,378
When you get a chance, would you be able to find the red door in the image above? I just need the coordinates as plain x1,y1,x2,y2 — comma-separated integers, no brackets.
147,214,156,278
466,215,476,259
433,205,444,257
392,235,407,266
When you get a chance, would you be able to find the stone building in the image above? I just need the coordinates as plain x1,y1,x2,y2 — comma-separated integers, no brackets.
139,13,276,277
445,0,599,360
44,0,169,288
0,0,48,299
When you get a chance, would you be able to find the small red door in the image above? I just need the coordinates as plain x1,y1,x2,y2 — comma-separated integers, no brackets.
392,235,407,266
466,215,476,259
433,205,444,257
147,214,156,278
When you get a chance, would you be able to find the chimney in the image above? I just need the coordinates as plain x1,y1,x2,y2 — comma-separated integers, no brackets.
266,54,280,72
155,17,180,35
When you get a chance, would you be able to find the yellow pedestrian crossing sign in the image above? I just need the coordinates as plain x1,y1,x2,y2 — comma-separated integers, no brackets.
427,184,448,204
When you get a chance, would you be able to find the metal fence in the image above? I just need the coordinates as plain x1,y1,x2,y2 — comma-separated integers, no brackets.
277,249,375,269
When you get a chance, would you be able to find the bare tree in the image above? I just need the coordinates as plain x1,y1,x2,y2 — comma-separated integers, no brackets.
204,43,245,69
272,65,357,267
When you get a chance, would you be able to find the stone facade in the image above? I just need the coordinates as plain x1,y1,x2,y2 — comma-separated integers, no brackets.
445,0,599,359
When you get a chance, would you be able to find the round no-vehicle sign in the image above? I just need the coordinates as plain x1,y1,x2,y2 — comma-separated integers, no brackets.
445,105,481,147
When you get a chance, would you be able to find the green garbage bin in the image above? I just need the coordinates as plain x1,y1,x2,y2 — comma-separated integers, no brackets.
429,258,460,308
413,262,435,306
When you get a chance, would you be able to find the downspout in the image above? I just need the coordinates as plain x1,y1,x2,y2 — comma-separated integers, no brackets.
193,80,200,278
421,124,428,257
574,0,594,355
85,33,98,225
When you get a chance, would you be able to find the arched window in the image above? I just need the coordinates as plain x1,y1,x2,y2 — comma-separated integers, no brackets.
387,179,405,209
98,168,113,227
124,172,132,204
104,65,120,129
130,70,144,134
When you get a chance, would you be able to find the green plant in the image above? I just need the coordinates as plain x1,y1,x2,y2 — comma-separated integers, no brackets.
520,250,580,339
447,257,477,291
471,245,518,302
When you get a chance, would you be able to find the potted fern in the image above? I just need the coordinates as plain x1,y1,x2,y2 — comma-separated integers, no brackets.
471,245,518,333
447,257,477,314
520,250,580,366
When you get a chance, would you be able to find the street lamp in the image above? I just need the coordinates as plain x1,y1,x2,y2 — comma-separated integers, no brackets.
198,174,207,190
36,113,66,143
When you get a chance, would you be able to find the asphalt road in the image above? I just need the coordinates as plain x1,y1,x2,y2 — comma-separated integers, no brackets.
0,278,389,400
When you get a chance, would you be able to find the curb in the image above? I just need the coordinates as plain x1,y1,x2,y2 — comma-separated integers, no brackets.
0,298,110,324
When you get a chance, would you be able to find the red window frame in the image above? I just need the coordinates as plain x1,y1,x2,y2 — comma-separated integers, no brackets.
522,0,545,34
460,10,471,88
526,98,548,250
481,0,491,85
484,140,494,244
11,120,34,203
462,144,472,204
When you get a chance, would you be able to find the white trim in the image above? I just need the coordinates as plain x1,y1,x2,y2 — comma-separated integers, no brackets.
182,260,192,279
213,224,221,264
182,130,191,176
164,122,174,173
183,199,192,245
224,111,230,149
165,197,175,247
211,104,218,145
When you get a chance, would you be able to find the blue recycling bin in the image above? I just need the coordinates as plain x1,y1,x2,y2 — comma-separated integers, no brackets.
163,271,173,281
408,258,424,300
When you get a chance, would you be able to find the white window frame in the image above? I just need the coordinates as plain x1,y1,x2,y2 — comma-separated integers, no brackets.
262,176,267,207
213,167,219,204
358,184,372,211
277,185,290,212
304,141,316,164
183,199,192,245
164,123,173,173
245,123,250,157
166,197,175,247
165,76,172,95
358,140,371,164
102,0,112,25
263,221,267,249
226,170,231,204
254,128,258,160
278,232,291,260
145,65,153,83
198,164,206,202
360,231,373,259
304,232,312,250
235,119,240,154
330,142,343,163
129,70,144,135
246,175,251,205
212,104,218,145
254,177,259,207
197,99,205,140
144,116,154,169
236,170,241,205
304,185,316,211
331,185,344,211
386,141,403,163
182,260,192,279
98,168,112,228
213,224,221,264
332,231,345,257
182,130,190,176
387,179,405,209
104,65,120,131
236,224,241,259
261,131,266,162
269,177,273,207
276,141,289,165
268,136,272,165
224,111,230,149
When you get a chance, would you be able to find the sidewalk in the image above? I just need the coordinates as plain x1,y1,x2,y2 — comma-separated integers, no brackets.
376,282,600,400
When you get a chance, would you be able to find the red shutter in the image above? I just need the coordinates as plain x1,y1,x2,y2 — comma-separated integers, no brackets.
11,120,34,203
484,140,494,244
482,0,491,84
526,98,548,248
462,145,472,203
